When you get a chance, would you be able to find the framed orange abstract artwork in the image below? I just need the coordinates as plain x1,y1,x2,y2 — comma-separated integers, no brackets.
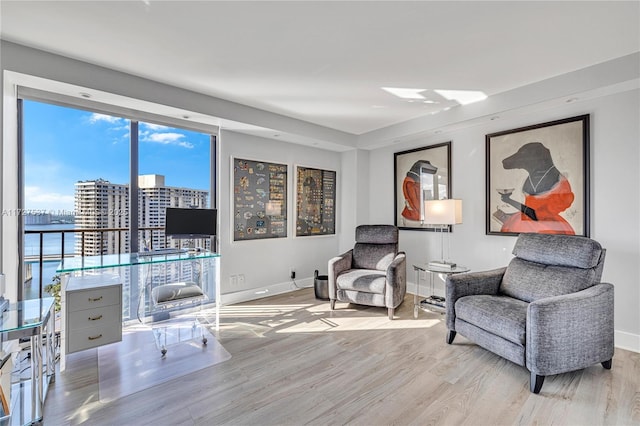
486,115,590,236
394,142,451,231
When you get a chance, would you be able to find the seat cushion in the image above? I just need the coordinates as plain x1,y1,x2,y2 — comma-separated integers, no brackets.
151,282,205,305
336,269,387,294
455,295,528,345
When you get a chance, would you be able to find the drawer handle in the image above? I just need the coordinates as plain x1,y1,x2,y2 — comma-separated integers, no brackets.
88,334,103,341
88,296,103,302
88,315,103,321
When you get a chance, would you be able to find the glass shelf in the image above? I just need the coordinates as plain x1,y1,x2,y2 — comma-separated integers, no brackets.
0,299,55,337
56,251,220,273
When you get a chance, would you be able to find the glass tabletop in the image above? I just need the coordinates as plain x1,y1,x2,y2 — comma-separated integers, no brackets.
0,298,55,334
56,251,220,273
413,263,470,274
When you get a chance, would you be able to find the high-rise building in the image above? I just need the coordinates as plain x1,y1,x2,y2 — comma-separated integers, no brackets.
138,174,209,250
74,175,208,255
74,178,129,255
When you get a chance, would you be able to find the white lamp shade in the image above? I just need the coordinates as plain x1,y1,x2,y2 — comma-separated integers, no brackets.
424,199,462,225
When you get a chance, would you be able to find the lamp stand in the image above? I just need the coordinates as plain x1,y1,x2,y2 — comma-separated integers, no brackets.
428,225,456,270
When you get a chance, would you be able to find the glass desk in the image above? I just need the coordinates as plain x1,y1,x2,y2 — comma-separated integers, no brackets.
56,251,221,364
412,264,469,317
57,251,221,321
0,298,55,426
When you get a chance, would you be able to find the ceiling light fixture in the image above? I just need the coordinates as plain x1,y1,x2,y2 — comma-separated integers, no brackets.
434,89,488,105
566,97,579,103
381,87,426,100
79,92,91,98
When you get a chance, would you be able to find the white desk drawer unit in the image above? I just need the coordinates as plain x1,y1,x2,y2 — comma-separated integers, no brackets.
64,274,122,354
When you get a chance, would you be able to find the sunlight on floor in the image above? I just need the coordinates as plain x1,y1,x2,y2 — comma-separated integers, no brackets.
69,394,102,424
203,301,442,334
215,303,314,318
275,316,440,333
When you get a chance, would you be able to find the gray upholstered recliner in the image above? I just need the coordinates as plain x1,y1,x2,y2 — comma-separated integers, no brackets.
328,225,406,319
446,233,613,394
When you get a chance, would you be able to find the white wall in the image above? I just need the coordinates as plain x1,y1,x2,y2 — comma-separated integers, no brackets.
368,88,640,351
337,149,371,253
218,130,341,300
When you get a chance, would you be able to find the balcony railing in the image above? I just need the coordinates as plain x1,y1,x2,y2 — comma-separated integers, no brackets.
24,227,205,300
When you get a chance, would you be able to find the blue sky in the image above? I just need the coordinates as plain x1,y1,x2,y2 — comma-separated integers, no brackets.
23,100,211,212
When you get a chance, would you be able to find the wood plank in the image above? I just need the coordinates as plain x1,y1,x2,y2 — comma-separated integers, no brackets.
43,288,640,425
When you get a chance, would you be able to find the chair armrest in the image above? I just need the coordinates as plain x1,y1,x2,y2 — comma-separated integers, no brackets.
385,252,407,309
526,283,614,376
328,249,353,300
445,267,505,330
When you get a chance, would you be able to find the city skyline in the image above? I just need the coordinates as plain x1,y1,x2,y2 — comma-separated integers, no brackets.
24,100,212,212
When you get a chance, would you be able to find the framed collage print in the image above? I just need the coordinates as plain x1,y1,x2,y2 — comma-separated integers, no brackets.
232,157,288,241
295,166,336,237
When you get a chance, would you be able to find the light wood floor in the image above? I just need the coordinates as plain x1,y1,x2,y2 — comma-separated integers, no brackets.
44,289,640,425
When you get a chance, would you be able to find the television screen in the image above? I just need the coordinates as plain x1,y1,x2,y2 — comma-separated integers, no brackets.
165,207,217,239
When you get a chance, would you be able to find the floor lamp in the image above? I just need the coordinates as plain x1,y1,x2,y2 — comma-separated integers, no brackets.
424,199,463,269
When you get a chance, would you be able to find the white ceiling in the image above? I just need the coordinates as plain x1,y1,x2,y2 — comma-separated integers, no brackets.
1,1,639,143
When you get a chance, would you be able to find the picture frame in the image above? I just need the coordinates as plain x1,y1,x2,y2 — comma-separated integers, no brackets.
485,114,590,236
232,157,288,241
295,165,337,237
394,142,451,231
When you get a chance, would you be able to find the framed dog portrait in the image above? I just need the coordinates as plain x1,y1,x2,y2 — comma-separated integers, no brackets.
394,142,451,231
486,114,590,237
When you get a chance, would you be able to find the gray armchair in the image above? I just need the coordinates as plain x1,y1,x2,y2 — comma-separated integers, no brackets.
446,233,613,394
328,225,406,319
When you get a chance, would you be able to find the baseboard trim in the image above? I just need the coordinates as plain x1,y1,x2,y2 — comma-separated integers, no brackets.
615,330,640,353
221,278,314,306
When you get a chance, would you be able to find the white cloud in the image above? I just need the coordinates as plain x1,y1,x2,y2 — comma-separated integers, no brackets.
25,186,75,211
87,116,194,148
141,122,170,131
111,124,131,132
88,113,123,124
140,131,194,148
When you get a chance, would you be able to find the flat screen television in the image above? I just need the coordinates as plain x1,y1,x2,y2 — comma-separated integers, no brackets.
165,207,217,239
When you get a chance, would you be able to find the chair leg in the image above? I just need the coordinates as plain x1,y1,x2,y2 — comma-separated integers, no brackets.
388,308,394,320
446,330,456,344
602,359,612,369
530,372,545,394
330,299,336,310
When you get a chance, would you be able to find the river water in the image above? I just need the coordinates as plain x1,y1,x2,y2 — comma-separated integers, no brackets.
24,223,77,299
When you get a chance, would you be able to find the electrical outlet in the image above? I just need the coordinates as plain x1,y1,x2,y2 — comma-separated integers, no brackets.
289,268,296,280
237,274,245,285
230,275,237,286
